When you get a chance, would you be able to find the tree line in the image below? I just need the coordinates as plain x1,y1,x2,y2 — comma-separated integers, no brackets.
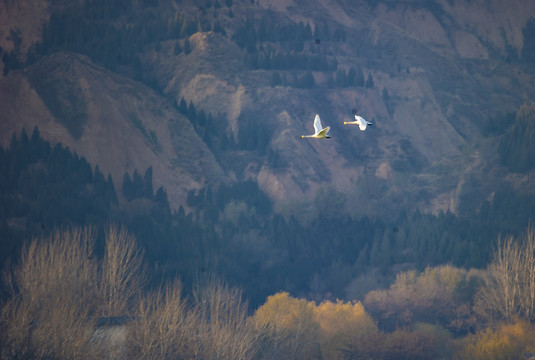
232,17,346,53
231,14,374,89
176,97,234,157
2,127,535,307
2,224,535,359
4,0,376,92
0,128,116,271
176,96,277,157
21,0,213,79
498,104,535,172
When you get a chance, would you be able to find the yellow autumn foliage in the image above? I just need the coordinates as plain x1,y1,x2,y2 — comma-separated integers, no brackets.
252,292,319,360
458,320,535,360
252,292,378,360
314,299,378,359
253,291,316,330
314,299,378,338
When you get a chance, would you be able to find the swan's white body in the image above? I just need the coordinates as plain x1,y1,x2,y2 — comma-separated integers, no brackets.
343,115,373,131
301,114,331,139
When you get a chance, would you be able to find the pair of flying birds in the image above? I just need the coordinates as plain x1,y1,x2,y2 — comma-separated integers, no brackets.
301,114,372,139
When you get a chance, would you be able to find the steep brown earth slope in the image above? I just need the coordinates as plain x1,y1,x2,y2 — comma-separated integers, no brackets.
1,0,534,217
143,0,535,216
0,52,228,208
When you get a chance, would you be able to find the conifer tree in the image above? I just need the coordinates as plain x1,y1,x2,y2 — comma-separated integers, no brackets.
184,37,191,54
142,167,153,199
365,73,374,88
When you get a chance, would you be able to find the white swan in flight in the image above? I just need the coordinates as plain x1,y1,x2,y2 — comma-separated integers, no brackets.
343,114,373,131
301,114,331,139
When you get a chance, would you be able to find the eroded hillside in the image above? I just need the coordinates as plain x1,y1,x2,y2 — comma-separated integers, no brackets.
1,0,534,218
0,52,228,208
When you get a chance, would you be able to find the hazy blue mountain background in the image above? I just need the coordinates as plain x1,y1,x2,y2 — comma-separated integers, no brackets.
1,0,535,306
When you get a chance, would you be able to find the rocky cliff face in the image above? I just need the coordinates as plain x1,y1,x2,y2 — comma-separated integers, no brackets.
1,0,534,217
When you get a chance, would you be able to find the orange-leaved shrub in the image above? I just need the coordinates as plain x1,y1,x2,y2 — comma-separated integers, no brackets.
456,320,535,360
314,299,378,359
251,292,319,360
364,265,481,333
252,292,381,360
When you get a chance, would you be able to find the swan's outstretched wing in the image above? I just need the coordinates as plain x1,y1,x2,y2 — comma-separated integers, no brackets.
313,114,323,134
355,115,370,131
318,126,331,138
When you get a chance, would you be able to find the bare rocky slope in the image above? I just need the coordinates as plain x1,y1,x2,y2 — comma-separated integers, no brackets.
1,0,534,218
0,52,228,208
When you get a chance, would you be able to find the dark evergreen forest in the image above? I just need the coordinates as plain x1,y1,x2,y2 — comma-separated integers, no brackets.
2,127,534,307
2,0,535,308
2,0,374,91
4,0,535,358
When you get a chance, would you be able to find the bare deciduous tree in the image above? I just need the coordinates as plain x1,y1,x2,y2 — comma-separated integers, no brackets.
126,277,257,360
475,226,535,323
0,225,148,360
0,227,98,360
99,225,145,317
127,280,197,360
518,226,535,320
192,277,257,360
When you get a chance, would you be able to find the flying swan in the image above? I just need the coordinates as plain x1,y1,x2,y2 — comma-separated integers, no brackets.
301,114,331,139
343,114,373,131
